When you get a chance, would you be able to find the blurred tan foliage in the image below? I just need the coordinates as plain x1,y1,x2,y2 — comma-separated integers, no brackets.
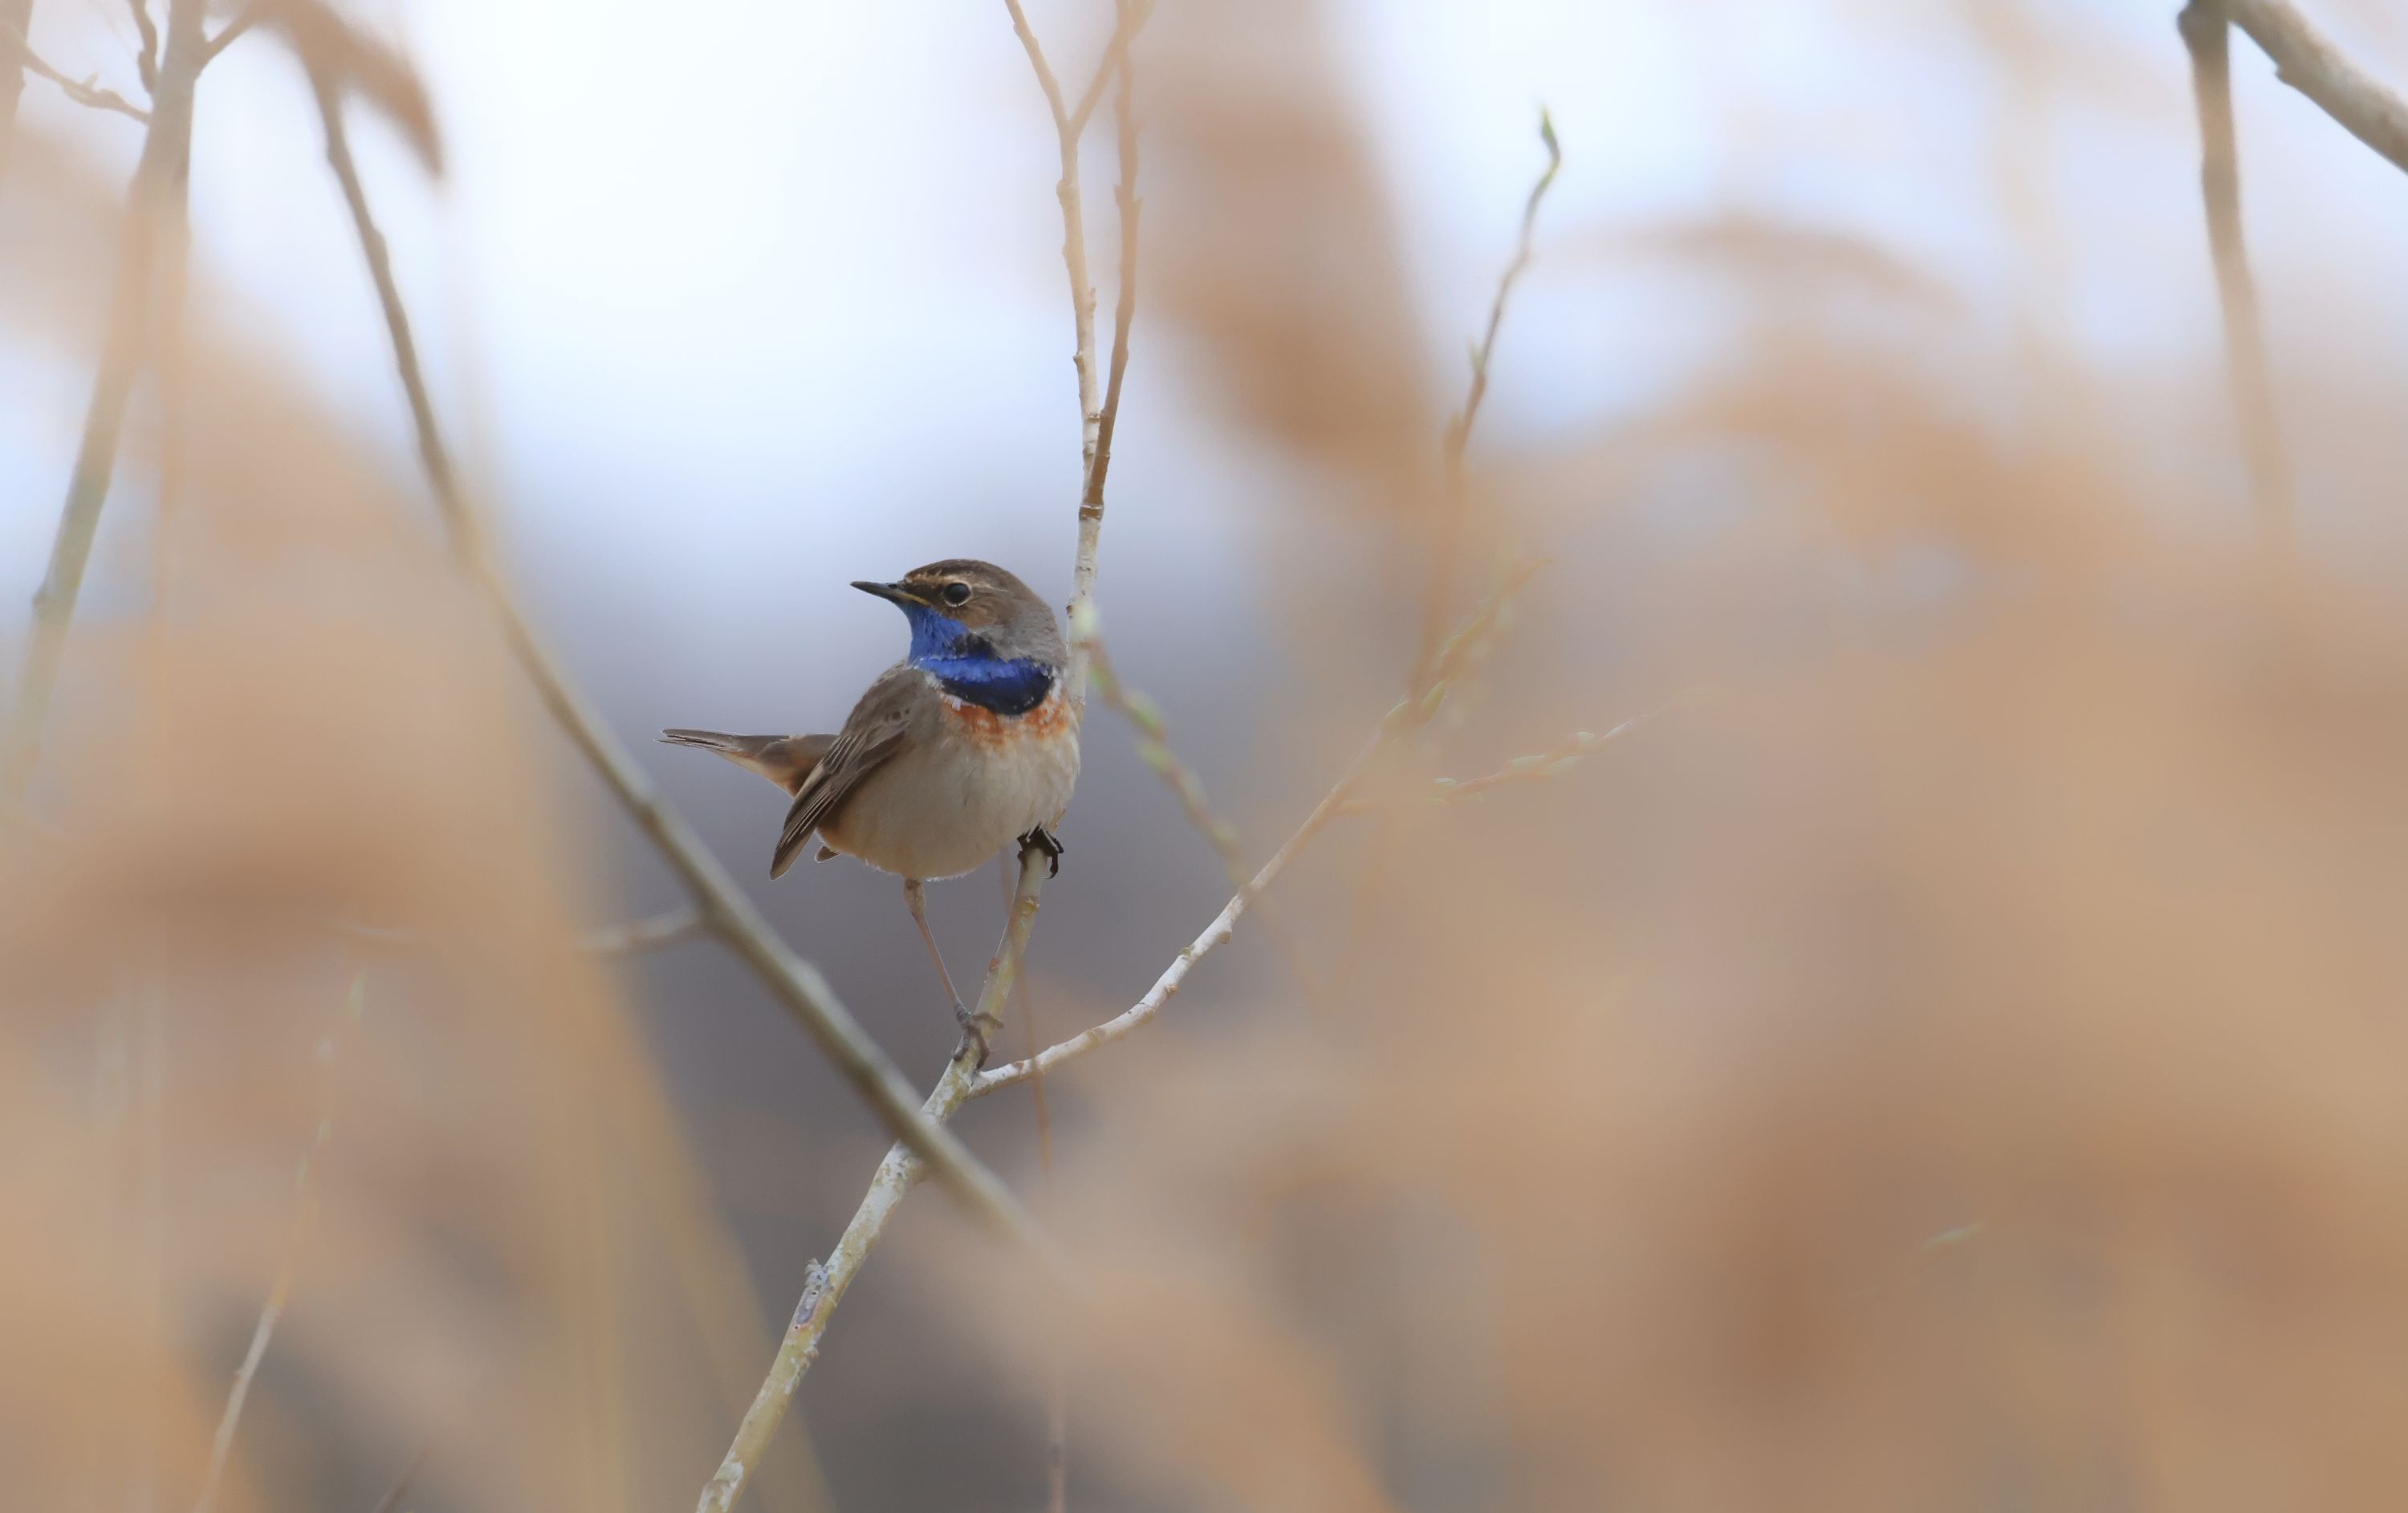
10,1,2408,1510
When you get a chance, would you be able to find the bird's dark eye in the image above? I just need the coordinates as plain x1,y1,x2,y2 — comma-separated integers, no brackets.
942,581,973,607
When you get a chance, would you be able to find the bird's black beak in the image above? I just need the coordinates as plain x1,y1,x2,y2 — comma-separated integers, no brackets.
852,580,925,608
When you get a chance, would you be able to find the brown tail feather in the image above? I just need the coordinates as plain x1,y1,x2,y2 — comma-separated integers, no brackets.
658,729,834,796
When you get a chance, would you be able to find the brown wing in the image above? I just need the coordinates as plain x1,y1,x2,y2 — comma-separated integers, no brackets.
770,666,920,878
659,730,836,795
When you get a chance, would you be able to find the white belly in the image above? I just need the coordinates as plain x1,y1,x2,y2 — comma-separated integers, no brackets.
820,696,1080,881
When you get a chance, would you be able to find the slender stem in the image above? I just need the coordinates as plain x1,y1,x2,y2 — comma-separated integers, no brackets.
1003,0,1149,714
1412,109,1560,688
190,971,368,1513
698,847,1056,1513
302,58,1035,1238
1007,863,1069,1513
1,0,205,813
1088,632,1323,999
2179,2,2293,551
979,568,1541,1095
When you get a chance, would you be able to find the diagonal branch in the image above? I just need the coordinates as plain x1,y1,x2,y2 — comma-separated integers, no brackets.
2225,0,2408,175
2,0,205,815
2179,2,2293,549
299,54,1034,1240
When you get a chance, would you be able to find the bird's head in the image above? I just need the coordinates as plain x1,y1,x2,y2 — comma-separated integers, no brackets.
852,559,1065,668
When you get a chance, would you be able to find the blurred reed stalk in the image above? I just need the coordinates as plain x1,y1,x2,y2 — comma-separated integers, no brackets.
288,21,1034,1240
2176,2,2293,551
2174,1,2408,553
1,0,205,813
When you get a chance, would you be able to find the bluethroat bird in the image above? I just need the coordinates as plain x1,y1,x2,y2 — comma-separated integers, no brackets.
661,559,1080,1062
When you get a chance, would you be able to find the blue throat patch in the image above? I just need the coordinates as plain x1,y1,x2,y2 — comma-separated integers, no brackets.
901,605,1056,718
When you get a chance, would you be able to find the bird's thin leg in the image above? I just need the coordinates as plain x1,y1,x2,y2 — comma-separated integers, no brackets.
905,878,996,1065
1019,824,1064,877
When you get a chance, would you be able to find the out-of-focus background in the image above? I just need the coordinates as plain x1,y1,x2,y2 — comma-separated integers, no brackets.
10,0,2408,1508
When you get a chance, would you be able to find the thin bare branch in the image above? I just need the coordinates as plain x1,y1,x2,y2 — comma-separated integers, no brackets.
1004,860,1069,1513
698,844,1058,1513
2,0,205,815
1333,707,1664,815
1414,108,1561,688
2179,2,2293,550
299,54,1035,1240
0,23,151,120
974,738,1379,1096
2226,0,2408,175
1088,627,1324,999
977,569,1543,1096
1003,0,1149,714
1068,2,1145,715
191,970,366,1513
